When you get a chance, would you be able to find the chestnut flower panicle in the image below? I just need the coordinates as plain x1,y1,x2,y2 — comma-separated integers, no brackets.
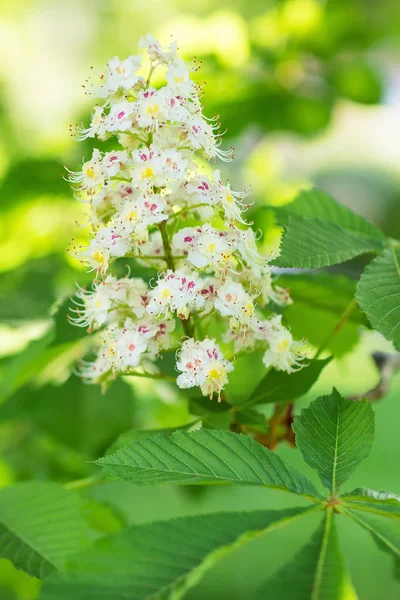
68,35,306,400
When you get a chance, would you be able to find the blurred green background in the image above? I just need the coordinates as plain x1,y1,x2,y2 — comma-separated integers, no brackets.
1,0,400,598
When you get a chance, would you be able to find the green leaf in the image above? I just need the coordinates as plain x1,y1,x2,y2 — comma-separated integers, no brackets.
272,188,385,269
274,188,384,241
274,216,384,269
342,488,400,519
345,510,400,580
277,272,369,327
96,429,323,500
241,358,331,408
253,509,357,600
356,248,400,350
285,302,360,359
40,506,319,600
0,482,88,578
106,421,200,454
292,389,375,494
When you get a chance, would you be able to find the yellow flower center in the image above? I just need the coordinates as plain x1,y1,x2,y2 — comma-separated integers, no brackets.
207,243,216,253
174,75,185,84
92,251,105,264
208,367,224,380
95,299,103,308
142,167,154,178
85,166,96,178
226,193,233,203
146,104,160,116
126,210,137,221
277,339,289,352
161,288,172,299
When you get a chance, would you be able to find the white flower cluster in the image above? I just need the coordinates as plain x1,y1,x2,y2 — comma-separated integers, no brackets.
68,34,306,399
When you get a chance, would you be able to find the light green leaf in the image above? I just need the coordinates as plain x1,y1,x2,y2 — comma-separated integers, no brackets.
274,188,384,240
274,216,384,269
96,429,323,500
106,421,200,454
356,248,400,350
273,188,386,269
292,389,375,494
40,506,319,600
342,488,400,519
253,509,358,599
345,510,400,579
277,272,369,327
241,358,331,408
0,482,88,578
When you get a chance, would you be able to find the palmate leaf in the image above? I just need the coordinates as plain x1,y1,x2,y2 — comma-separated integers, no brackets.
40,506,319,600
97,429,323,500
253,509,358,600
344,510,400,580
272,188,386,269
342,488,400,519
356,248,400,350
241,358,331,408
0,482,88,578
292,389,374,495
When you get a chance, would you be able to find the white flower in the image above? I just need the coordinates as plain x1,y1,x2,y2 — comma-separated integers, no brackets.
75,106,107,141
262,316,306,373
67,149,104,191
68,34,307,392
214,278,257,324
96,55,142,98
176,338,233,400
146,268,204,319
80,227,130,272
111,193,168,239
103,151,130,178
172,224,236,271
106,101,136,133
116,318,153,368
166,59,195,96
136,89,168,130
213,170,249,223
70,279,114,330
139,34,178,65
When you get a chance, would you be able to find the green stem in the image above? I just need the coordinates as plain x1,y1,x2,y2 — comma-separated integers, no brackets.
64,476,103,491
314,297,358,359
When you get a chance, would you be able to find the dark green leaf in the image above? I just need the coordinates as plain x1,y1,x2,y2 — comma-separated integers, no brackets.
292,389,375,494
253,509,357,599
242,358,331,408
356,248,400,350
97,429,323,500
40,506,318,600
0,376,136,458
0,482,88,578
